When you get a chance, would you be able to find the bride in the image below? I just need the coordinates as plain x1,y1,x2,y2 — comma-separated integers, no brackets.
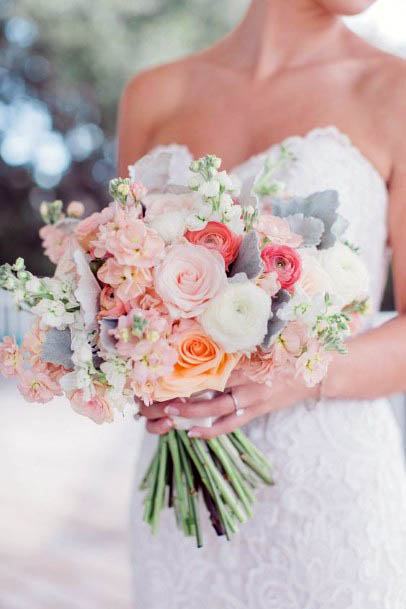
118,1,406,607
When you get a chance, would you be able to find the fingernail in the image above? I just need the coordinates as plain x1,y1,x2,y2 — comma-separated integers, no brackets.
188,429,201,438
164,406,180,416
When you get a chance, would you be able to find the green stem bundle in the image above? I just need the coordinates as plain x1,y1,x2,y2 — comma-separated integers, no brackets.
140,428,273,547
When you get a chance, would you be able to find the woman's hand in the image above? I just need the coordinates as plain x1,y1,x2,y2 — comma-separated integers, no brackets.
139,374,317,438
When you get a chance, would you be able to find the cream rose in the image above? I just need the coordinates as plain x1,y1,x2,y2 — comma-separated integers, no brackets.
154,243,227,319
200,281,270,352
318,241,369,305
298,248,334,297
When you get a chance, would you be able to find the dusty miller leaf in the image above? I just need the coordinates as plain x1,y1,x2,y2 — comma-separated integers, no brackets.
41,328,73,369
229,231,263,280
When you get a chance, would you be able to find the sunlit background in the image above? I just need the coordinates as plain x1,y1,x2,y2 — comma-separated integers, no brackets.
0,1,405,607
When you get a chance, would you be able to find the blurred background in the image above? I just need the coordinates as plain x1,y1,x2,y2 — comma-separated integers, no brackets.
0,1,405,607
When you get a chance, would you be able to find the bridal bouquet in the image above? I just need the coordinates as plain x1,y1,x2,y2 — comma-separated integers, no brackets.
0,150,369,547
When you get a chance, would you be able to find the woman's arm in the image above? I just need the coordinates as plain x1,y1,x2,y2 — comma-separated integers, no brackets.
323,152,406,400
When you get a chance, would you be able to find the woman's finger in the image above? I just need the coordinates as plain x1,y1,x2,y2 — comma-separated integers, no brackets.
163,393,235,419
226,369,251,388
140,402,170,419
145,417,174,435
187,402,268,439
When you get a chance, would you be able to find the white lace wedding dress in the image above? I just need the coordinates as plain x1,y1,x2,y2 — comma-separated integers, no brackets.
130,127,406,609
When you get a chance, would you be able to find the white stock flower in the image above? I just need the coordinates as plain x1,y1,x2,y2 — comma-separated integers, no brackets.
318,241,369,306
33,299,75,329
277,287,327,328
219,193,234,214
200,281,270,352
198,180,220,198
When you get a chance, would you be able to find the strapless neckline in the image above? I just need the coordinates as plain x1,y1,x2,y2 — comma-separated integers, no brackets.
150,125,387,191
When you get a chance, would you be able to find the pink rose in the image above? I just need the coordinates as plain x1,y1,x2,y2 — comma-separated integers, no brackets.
257,214,303,247
18,369,62,403
0,336,22,377
261,244,301,290
185,221,242,269
154,243,227,318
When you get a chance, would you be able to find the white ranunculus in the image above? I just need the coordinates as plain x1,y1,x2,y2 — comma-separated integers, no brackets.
318,241,369,305
149,210,188,243
200,281,270,352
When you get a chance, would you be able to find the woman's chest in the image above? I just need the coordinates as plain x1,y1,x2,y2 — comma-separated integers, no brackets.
150,69,389,180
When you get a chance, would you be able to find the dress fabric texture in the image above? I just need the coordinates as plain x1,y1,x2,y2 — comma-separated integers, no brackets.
130,127,406,609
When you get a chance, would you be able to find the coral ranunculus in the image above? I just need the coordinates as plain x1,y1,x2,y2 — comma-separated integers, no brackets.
153,321,240,401
185,221,242,269
261,244,302,290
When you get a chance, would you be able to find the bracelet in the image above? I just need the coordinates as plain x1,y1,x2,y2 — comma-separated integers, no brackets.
304,379,324,411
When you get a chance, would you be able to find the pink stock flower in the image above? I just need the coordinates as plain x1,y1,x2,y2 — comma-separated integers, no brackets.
185,221,242,269
261,244,302,290
39,225,71,264
295,339,332,387
129,287,168,315
131,338,178,384
97,257,153,304
92,207,164,267
130,181,148,202
154,243,227,318
257,214,302,247
21,321,45,368
18,368,62,403
238,349,274,385
69,386,114,424
74,206,114,252
0,336,22,377
99,286,127,319
256,271,281,297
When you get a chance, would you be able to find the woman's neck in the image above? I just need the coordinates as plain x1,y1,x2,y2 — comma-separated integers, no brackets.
218,0,347,78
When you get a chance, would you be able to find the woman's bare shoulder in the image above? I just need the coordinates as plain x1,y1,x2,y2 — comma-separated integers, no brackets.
121,52,214,123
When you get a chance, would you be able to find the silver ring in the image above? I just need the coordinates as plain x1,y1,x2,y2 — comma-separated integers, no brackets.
229,389,244,417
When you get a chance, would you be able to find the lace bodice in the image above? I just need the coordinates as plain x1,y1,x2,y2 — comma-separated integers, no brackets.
130,127,406,609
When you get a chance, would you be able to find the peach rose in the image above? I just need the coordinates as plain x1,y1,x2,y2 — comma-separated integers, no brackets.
153,321,240,401
154,243,227,318
185,221,242,269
